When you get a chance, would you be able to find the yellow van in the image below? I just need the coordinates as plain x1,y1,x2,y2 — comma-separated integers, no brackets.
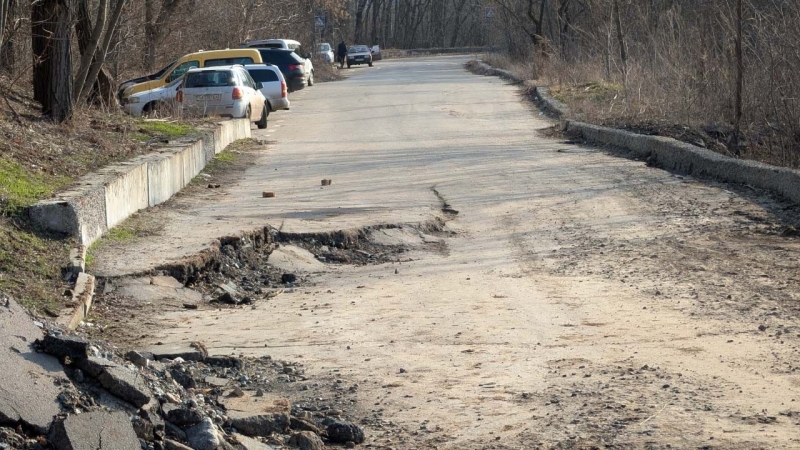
119,49,264,102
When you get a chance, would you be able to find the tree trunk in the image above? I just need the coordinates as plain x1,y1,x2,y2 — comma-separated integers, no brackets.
612,0,628,83
733,0,743,155
0,0,13,74
354,0,369,42
78,0,124,106
75,0,117,105
74,0,108,103
31,0,52,105
48,0,73,122
145,0,156,70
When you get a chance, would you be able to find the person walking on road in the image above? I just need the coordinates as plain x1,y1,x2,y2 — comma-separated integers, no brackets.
337,41,348,69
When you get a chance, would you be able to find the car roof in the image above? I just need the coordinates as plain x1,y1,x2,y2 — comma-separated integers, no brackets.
186,65,243,73
251,47,293,52
243,63,278,70
183,49,260,58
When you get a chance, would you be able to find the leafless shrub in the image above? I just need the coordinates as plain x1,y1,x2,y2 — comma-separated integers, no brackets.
486,0,800,168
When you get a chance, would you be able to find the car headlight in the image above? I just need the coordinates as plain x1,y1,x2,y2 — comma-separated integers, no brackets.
128,97,140,104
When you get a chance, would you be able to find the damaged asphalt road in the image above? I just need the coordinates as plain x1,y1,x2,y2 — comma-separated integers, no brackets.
78,56,800,448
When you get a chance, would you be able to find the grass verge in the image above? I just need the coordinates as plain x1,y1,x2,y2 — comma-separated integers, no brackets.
132,121,198,142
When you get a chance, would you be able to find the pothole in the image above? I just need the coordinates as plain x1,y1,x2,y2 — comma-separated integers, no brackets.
91,219,454,338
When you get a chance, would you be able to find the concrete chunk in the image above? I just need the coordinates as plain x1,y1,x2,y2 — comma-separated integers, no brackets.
50,410,140,450
97,363,152,408
38,334,90,361
186,418,221,450
0,296,65,433
233,433,274,450
228,412,290,437
76,356,116,378
145,343,206,362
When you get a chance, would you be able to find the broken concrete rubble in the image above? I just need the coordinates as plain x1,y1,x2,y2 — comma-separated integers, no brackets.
2,305,367,450
289,431,326,450
97,362,152,408
229,412,291,437
38,334,90,361
49,410,140,450
145,343,207,362
186,418,221,450
325,421,365,444
0,298,66,434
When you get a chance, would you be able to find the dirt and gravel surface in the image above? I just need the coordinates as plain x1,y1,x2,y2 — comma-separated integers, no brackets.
91,55,800,449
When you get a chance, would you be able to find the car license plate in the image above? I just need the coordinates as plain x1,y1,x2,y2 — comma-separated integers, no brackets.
196,94,220,101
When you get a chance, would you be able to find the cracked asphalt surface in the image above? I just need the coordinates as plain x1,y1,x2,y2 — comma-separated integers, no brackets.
95,55,800,448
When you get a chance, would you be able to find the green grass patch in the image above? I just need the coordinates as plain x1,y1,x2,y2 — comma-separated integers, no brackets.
133,121,197,141
0,157,70,215
106,227,136,242
215,151,237,163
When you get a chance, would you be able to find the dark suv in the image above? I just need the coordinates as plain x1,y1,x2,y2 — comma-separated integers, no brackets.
252,49,307,92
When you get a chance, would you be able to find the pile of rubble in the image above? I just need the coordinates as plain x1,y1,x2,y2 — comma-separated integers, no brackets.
0,297,365,450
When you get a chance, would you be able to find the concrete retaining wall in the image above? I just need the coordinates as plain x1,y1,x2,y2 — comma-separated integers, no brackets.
565,121,800,204
29,119,251,246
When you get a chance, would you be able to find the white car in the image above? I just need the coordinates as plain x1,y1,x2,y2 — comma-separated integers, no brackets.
317,43,334,63
244,64,290,112
179,66,269,129
122,78,182,117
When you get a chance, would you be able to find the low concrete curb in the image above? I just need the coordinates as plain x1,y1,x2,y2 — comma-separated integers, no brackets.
565,120,800,204
29,120,251,247
530,86,570,120
59,272,95,330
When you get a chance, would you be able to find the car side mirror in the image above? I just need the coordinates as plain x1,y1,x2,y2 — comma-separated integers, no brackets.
255,82,263,89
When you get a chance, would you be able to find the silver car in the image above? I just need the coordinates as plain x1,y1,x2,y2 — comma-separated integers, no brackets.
317,43,334,63
179,66,269,129
244,64,290,112
122,78,182,117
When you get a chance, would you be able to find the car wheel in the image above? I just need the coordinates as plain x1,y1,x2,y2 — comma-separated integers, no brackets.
308,71,314,86
142,102,156,117
256,104,268,129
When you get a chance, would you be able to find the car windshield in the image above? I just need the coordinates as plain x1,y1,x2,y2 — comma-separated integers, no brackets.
318,44,331,51
153,60,177,78
184,71,235,88
349,46,369,53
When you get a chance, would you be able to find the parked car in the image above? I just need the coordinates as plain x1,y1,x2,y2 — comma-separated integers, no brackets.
178,66,268,129
244,64,290,112
119,49,264,103
370,45,382,61
249,48,312,92
242,39,309,58
347,45,373,68
122,77,182,117
317,43,334,63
